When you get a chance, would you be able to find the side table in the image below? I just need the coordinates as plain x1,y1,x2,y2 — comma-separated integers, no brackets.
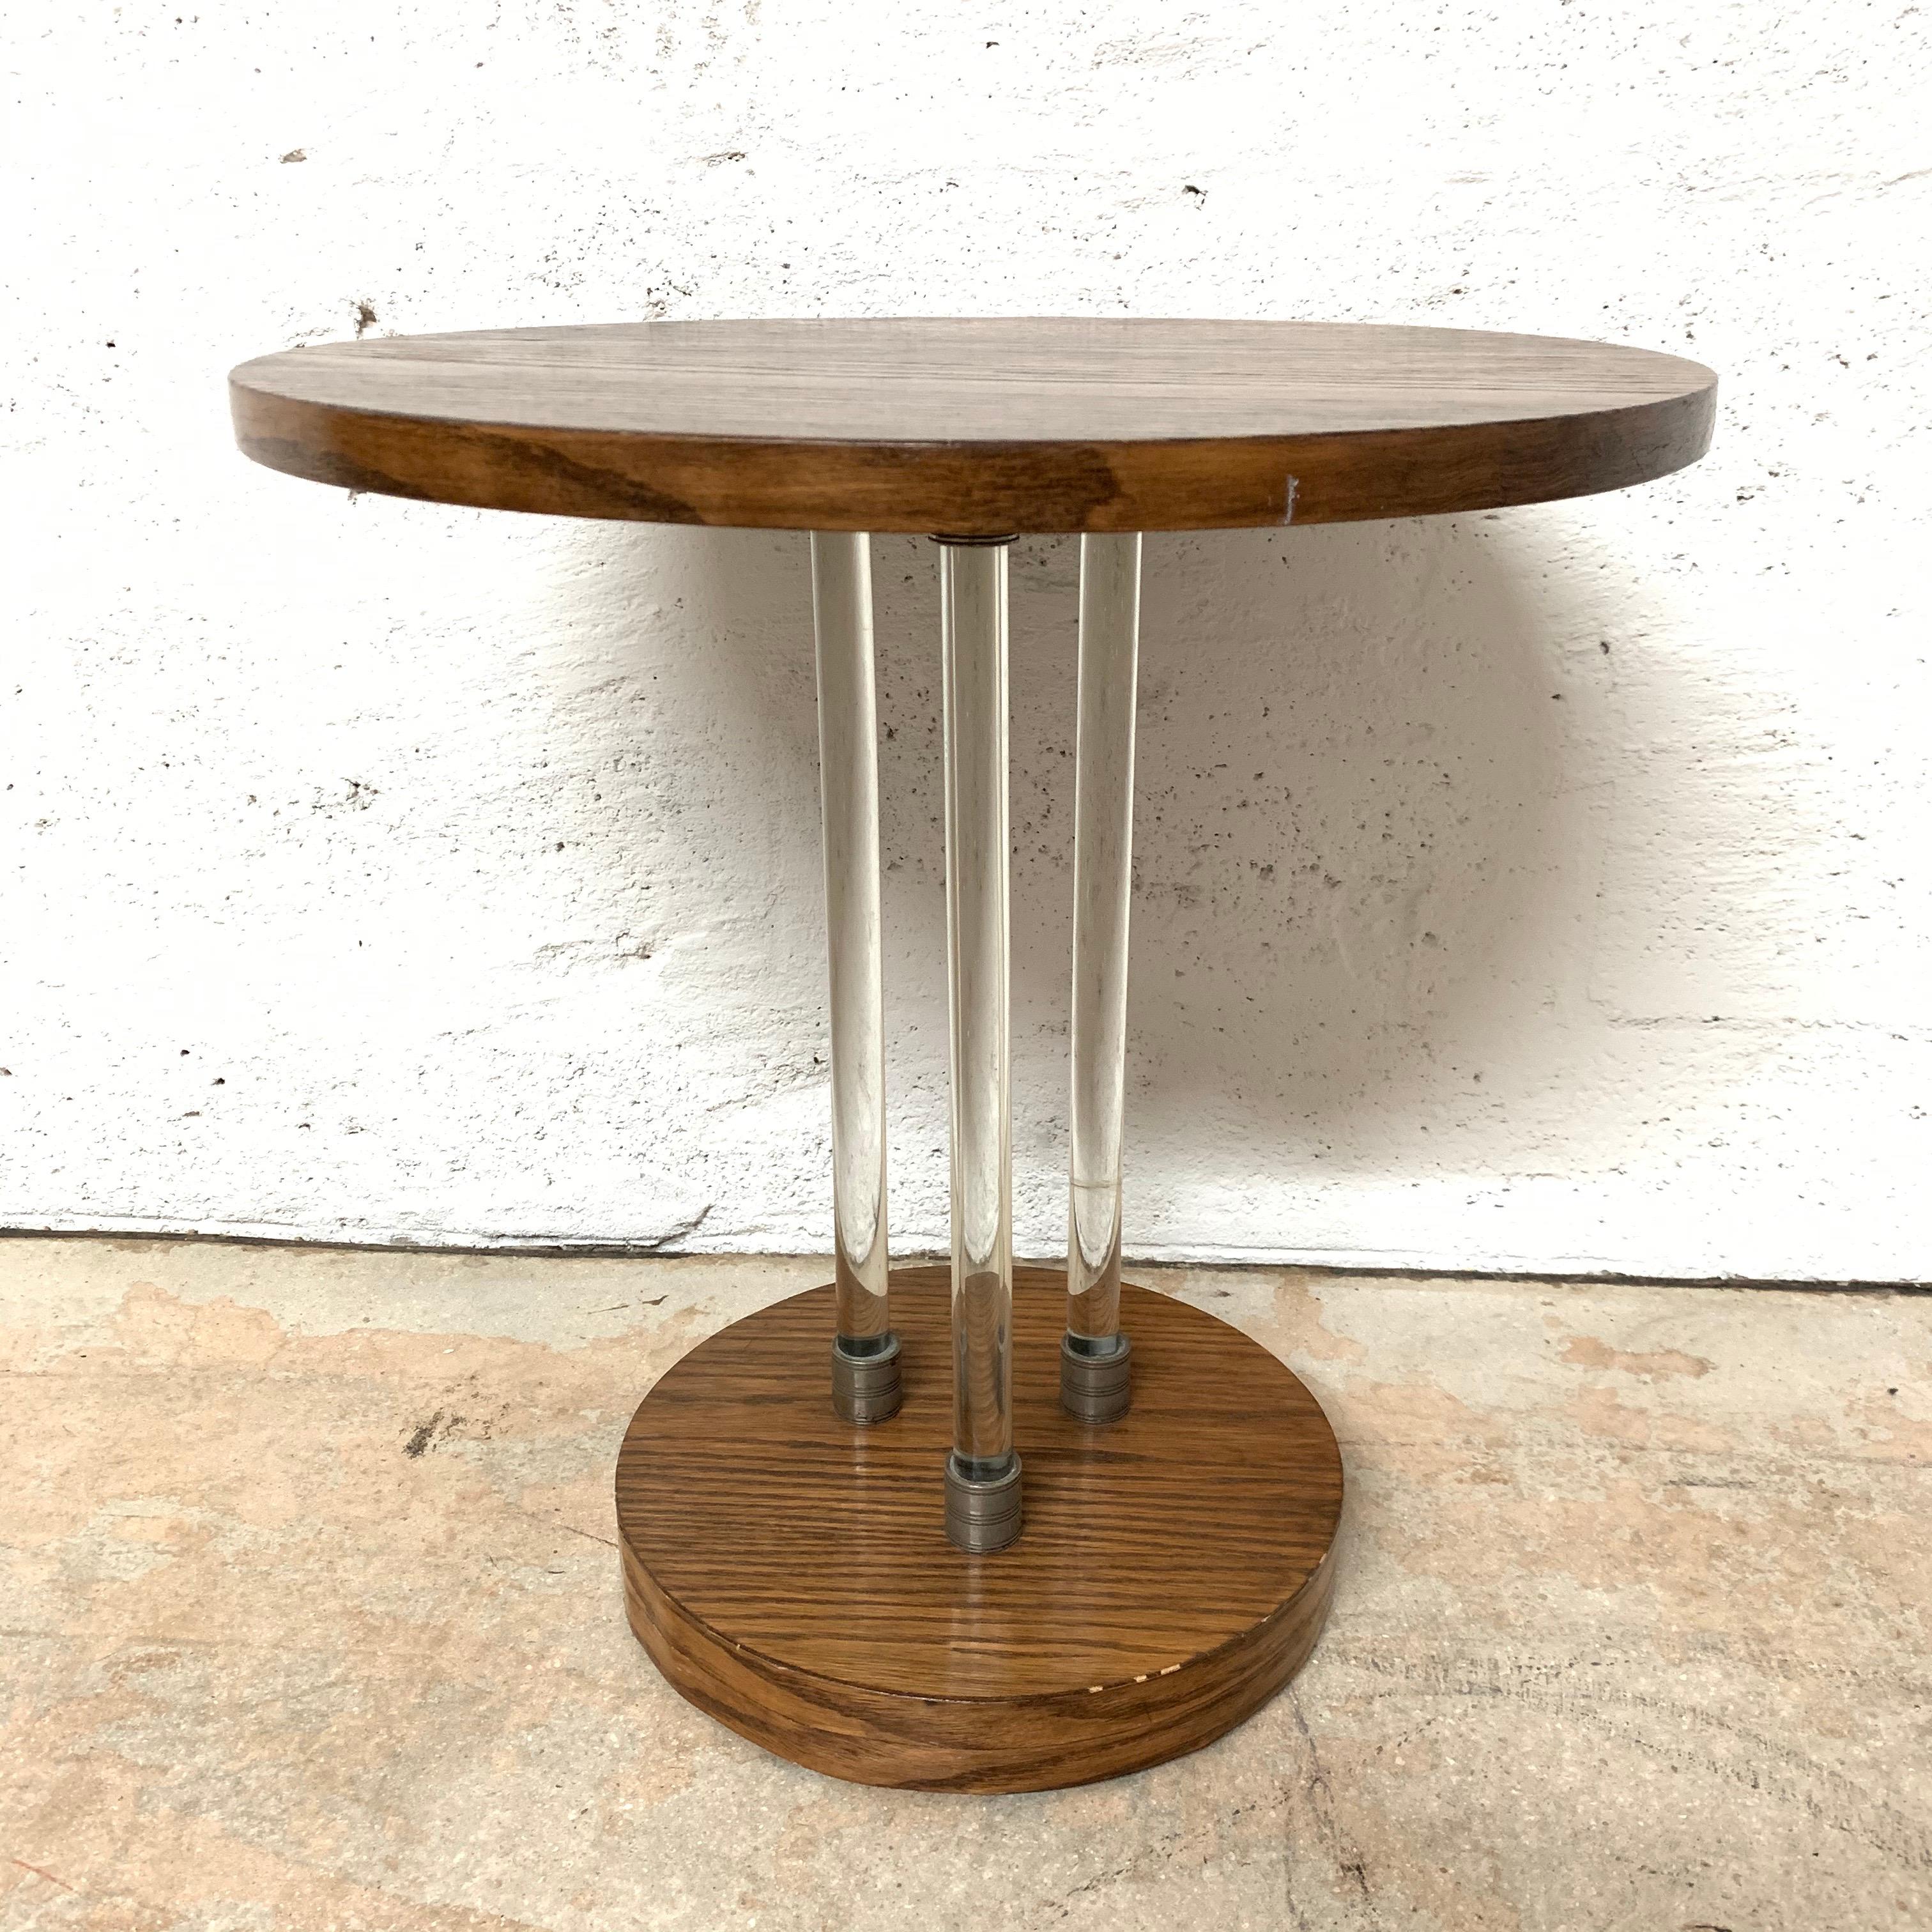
231,318,1715,1790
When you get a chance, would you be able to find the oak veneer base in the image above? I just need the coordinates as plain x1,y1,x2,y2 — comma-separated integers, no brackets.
615,1266,1344,1792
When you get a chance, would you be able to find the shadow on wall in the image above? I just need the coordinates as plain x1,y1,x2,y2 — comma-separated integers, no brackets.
581,516,1586,1245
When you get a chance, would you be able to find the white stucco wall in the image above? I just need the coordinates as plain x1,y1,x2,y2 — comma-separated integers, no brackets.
4,2,1929,1281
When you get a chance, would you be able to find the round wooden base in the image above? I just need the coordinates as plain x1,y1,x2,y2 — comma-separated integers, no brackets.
615,1266,1343,1792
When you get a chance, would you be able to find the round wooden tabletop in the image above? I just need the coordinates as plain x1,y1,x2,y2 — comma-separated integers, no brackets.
231,318,1715,535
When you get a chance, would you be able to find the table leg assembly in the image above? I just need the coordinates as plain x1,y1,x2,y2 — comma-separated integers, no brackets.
613,529,1343,1791
821,532,1145,1547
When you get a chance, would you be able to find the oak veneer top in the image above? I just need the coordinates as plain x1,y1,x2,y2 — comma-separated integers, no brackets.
231,317,1715,533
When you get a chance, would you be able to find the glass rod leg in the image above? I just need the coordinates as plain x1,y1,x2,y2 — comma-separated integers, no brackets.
811,532,900,1423
935,535,1022,1553
1062,533,1142,1424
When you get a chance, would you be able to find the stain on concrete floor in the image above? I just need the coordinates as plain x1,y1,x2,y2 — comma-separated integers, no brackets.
1,1238,1926,1929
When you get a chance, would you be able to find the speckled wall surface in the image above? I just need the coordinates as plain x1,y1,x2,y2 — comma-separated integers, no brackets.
6,3,1929,1279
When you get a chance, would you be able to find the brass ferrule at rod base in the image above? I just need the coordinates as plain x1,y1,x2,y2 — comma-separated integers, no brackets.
1060,1331,1133,1423
944,1453,1023,1553
831,1333,902,1424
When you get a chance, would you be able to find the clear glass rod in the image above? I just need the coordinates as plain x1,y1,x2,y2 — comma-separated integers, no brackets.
1066,533,1142,1349
939,537,1015,1476
811,532,891,1353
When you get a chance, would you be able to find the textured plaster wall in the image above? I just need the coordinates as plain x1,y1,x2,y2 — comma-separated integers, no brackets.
4,2,1929,1280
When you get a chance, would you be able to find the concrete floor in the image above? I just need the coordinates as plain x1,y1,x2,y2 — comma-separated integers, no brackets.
1,1238,1926,1931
